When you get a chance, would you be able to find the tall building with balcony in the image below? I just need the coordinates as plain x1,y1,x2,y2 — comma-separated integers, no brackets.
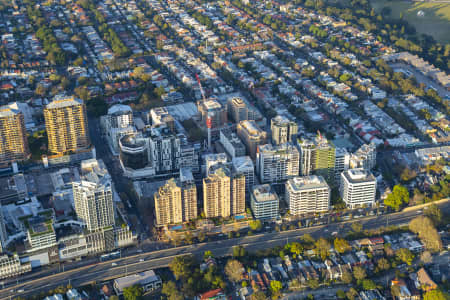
44,96,90,155
271,115,298,145
154,173,197,226
101,104,135,155
237,120,267,159
298,135,336,185
204,153,228,176
232,156,255,192
256,143,299,183
72,159,115,232
335,148,350,183
228,97,248,122
250,184,279,220
340,168,376,209
285,175,330,216
0,103,29,165
203,166,245,218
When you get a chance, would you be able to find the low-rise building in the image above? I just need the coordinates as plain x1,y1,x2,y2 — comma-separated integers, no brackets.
0,254,31,279
113,270,162,295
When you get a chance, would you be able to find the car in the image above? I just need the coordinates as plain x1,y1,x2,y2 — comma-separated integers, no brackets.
139,259,144,262
112,262,117,266
17,289,24,293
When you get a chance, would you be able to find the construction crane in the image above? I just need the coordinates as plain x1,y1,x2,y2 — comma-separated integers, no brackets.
196,74,212,150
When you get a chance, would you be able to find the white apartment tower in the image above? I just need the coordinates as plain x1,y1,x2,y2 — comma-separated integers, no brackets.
256,143,299,183
285,175,330,215
340,168,377,209
271,115,298,145
72,159,115,232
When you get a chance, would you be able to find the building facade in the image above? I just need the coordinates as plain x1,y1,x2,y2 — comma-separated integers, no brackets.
256,143,299,183
72,159,115,232
298,136,336,185
0,254,31,279
0,103,30,165
340,168,377,209
271,115,298,145
350,143,377,170
236,120,267,159
219,130,246,159
285,176,330,215
44,96,90,155
250,184,279,220
232,156,255,192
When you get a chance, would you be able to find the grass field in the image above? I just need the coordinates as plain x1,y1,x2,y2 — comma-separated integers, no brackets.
370,0,450,43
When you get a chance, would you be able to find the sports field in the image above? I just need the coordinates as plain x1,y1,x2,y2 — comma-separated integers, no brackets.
371,0,450,43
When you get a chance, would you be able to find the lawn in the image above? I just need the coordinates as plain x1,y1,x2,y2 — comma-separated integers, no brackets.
370,0,450,43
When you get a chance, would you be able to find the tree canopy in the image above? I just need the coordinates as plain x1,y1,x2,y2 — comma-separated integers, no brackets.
384,185,409,211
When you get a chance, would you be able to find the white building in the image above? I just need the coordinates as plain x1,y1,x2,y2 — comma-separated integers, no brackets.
340,168,377,209
250,184,279,220
0,254,31,279
232,156,255,192
335,148,350,182
350,143,377,170
72,159,115,232
256,143,299,183
114,270,162,295
204,153,228,176
220,130,246,159
285,175,330,215
101,104,135,155
271,115,298,145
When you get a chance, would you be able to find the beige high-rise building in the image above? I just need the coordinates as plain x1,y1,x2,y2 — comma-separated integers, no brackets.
44,96,90,155
203,166,245,218
271,115,298,145
0,104,29,165
237,120,267,159
154,171,197,226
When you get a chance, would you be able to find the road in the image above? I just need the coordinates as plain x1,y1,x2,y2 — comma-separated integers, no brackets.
2,202,448,300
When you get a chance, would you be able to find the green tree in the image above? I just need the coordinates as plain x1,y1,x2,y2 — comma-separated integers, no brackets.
377,257,390,271
225,259,243,282
396,248,415,265
346,287,359,300
270,280,283,293
289,242,303,256
204,250,213,259
361,279,376,290
409,216,443,252
334,238,351,253
314,238,330,260
308,278,319,289
251,291,267,300
249,220,262,231
336,289,346,299
341,269,353,284
423,289,450,300
384,185,409,211
425,204,442,226
162,281,183,300
353,266,367,281
123,285,143,300
351,222,363,233
169,255,194,280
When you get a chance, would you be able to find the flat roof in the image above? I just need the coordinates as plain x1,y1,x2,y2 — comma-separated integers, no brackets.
342,168,375,183
252,184,279,202
287,175,329,191
114,270,160,291
46,96,83,109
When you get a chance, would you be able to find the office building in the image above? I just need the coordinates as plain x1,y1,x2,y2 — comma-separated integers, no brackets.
198,99,227,129
228,97,248,123
340,168,377,209
350,143,377,170
154,174,197,226
220,130,246,159
203,166,245,218
298,135,336,184
237,120,267,159
250,184,279,220
72,159,115,232
285,175,330,215
25,210,57,251
335,148,350,182
271,115,298,145
101,104,135,155
232,156,254,192
256,143,299,183
0,254,31,279
44,96,90,155
0,103,30,165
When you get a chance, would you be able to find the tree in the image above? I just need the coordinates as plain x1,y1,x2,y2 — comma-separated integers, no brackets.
162,281,183,300
351,222,363,233
289,242,303,256
353,266,367,281
308,278,319,289
225,259,243,282
384,185,409,211
169,255,194,280
334,238,351,253
346,288,358,300
301,234,315,244
341,269,353,284
314,238,330,260
377,258,390,271
251,291,267,300
425,204,442,226
420,251,433,265
336,289,346,299
270,280,283,293
233,246,246,258
249,220,262,231
204,250,213,259
362,279,376,290
123,285,143,300
35,84,47,96
409,216,443,252
423,289,450,300
396,248,415,265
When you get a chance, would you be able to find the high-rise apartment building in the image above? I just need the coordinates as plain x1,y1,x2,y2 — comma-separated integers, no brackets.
271,115,298,145
298,135,336,184
0,204,7,253
101,104,136,155
237,120,267,159
232,156,254,192
256,143,299,183
204,153,228,176
220,130,246,159
203,166,245,218
250,184,279,220
44,96,90,155
154,173,197,226
350,143,377,170
335,148,350,182
228,97,248,123
285,175,330,215
72,159,114,232
198,99,227,129
0,103,29,165
340,168,376,209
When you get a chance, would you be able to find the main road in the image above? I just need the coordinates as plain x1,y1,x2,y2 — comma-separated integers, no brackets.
3,202,448,300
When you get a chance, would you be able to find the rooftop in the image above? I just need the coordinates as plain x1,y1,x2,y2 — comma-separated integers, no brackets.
108,104,132,115
46,96,83,110
0,102,21,118
252,184,279,202
343,168,376,183
287,175,329,191
114,270,160,292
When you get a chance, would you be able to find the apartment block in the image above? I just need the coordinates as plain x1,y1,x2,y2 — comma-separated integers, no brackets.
340,168,377,209
256,143,299,183
237,120,267,159
250,184,279,220
285,175,330,215
0,103,30,165
271,115,298,145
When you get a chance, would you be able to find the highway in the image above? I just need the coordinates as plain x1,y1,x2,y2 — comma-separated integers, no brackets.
2,202,448,300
